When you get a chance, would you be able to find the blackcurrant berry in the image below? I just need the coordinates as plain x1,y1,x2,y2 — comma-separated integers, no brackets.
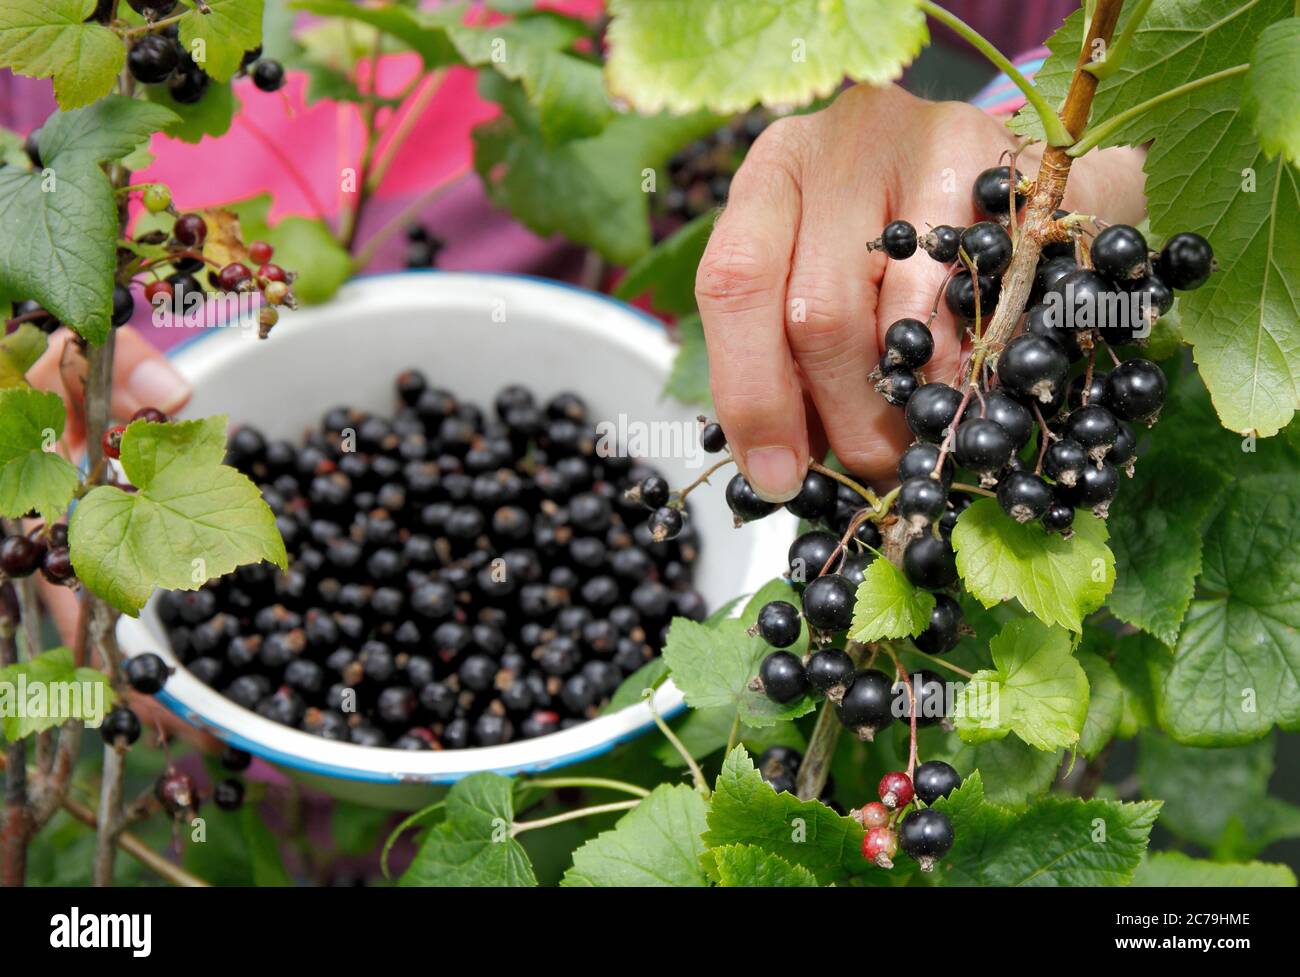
998,334,1070,406
877,220,917,259
127,0,178,15
914,592,963,656
647,506,684,542
785,470,836,520
758,746,801,794
966,391,1034,451
125,653,171,695
801,574,856,632
897,476,948,532
100,706,141,746
759,651,809,704
1053,268,1116,332
1034,256,1077,302
1124,273,1174,329
1063,403,1120,460
220,746,252,772
1023,301,1082,362
1043,438,1088,487
700,421,727,453
1157,232,1214,290
959,221,1013,276
921,224,961,262
899,808,954,871
1091,224,1148,281
836,669,894,740
862,825,899,868
972,165,1026,217
879,770,914,809
903,534,957,590
945,270,1000,321
997,470,1052,523
876,366,919,406
898,442,953,488
173,213,207,247
1110,420,1137,468
905,383,963,443
725,473,777,523
0,535,41,577
1104,358,1166,423
788,530,839,583
896,668,948,727
914,760,962,805
155,768,198,817
1067,461,1120,516
756,600,802,648
168,64,209,104
214,778,245,812
111,283,135,327
636,474,670,509
884,318,934,370
806,648,855,697
40,547,75,585
252,59,286,93
1042,501,1076,536
953,418,1013,475
1067,372,1109,410
127,34,179,84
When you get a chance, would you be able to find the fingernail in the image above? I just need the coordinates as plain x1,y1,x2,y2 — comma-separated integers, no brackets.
745,446,803,503
128,358,191,413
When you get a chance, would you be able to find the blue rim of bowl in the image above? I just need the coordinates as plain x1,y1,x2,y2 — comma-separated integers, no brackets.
147,271,682,783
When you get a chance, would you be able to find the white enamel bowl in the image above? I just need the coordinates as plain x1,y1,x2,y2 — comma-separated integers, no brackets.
115,272,796,808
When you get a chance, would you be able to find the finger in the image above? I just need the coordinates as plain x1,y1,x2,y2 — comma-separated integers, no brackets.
696,119,809,503
109,327,192,420
27,329,88,451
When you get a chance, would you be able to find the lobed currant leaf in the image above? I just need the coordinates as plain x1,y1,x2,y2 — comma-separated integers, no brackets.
601,657,670,715
177,0,267,83
1243,18,1300,167
849,555,935,642
710,844,819,887
0,388,81,524
1132,852,1296,888
184,804,292,886
1077,651,1123,759
68,416,287,616
291,0,463,69
915,727,1062,811
562,784,709,887
0,0,123,110
0,647,114,742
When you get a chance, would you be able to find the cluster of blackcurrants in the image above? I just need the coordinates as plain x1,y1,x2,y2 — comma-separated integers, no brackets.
855,764,960,872
0,522,76,588
152,373,706,750
869,165,1215,535
124,0,284,104
654,111,772,230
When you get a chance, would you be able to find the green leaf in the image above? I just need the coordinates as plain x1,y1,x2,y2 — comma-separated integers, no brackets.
561,784,708,886
1107,448,1229,645
144,79,238,144
653,703,804,767
400,773,536,886
39,94,178,165
0,324,48,389
1111,630,1171,739
1138,731,1300,859
933,771,1160,886
69,416,287,616
0,387,80,524
711,844,819,887
601,656,670,715
662,617,815,730
700,747,866,884
915,725,1061,810
473,72,720,265
954,618,1088,753
1244,19,1300,167
663,313,711,408
1077,652,1123,758
605,0,927,115
0,0,124,109
849,555,935,641
291,0,463,68
1160,475,1300,744
1133,852,1295,887
227,196,354,304
614,210,714,314
0,647,114,741
178,0,265,83
951,498,1115,632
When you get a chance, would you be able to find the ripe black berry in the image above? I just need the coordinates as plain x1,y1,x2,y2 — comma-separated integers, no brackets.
945,270,1000,321
898,443,953,489
127,34,179,84
700,422,727,453
785,470,836,520
252,59,286,93
1034,256,1077,301
959,221,1013,276
968,391,1034,451
1023,301,1082,361
725,473,777,523
1067,461,1120,515
0,535,41,577
954,418,1014,475
972,165,1026,216
127,0,178,14
801,574,856,632
220,746,252,772
758,745,800,794
997,471,1052,523
905,383,963,443
922,224,961,262
914,760,962,805
168,63,209,104
897,476,948,532
1068,372,1109,410
884,318,934,370
806,648,855,697
125,653,171,695
899,808,954,871
876,366,918,406
40,547,75,585
757,600,801,648
836,669,894,740
1043,438,1088,487
1091,224,1148,281
647,506,684,542
214,778,245,812
1064,404,1120,460
100,707,141,746
1053,268,1116,332
1042,501,1076,535
997,334,1069,405
903,534,957,590
1157,232,1214,290
155,768,198,818
759,651,809,704
914,593,963,656
173,213,207,247
1124,274,1174,328
1110,420,1137,467
636,475,670,509
877,220,917,259
1104,358,1166,423
788,530,839,583
112,284,135,326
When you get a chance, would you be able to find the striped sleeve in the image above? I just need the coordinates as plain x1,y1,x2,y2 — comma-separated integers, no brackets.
969,47,1051,115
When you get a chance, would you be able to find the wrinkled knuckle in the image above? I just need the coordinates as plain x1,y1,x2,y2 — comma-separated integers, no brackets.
695,232,785,314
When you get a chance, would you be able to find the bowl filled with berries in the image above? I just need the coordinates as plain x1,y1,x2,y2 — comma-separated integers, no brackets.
115,272,797,807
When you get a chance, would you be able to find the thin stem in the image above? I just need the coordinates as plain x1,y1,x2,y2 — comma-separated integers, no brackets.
950,481,996,499
808,461,880,509
352,165,472,268
917,0,1075,146
510,799,640,836
1068,64,1248,157
673,455,736,503
381,798,447,880
794,699,843,801
885,647,919,779
905,647,974,680
93,745,126,886
366,69,449,192
644,690,708,795
524,777,650,799
1085,0,1156,79
724,712,742,758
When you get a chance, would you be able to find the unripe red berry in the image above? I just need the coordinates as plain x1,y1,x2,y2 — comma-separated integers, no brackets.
248,240,273,264
879,770,914,810
862,826,899,868
102,425,126,460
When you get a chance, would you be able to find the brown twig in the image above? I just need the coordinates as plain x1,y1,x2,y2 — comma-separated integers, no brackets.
1,589,29,886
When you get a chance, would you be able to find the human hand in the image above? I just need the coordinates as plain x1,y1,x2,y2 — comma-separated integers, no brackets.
696,83,1148,500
